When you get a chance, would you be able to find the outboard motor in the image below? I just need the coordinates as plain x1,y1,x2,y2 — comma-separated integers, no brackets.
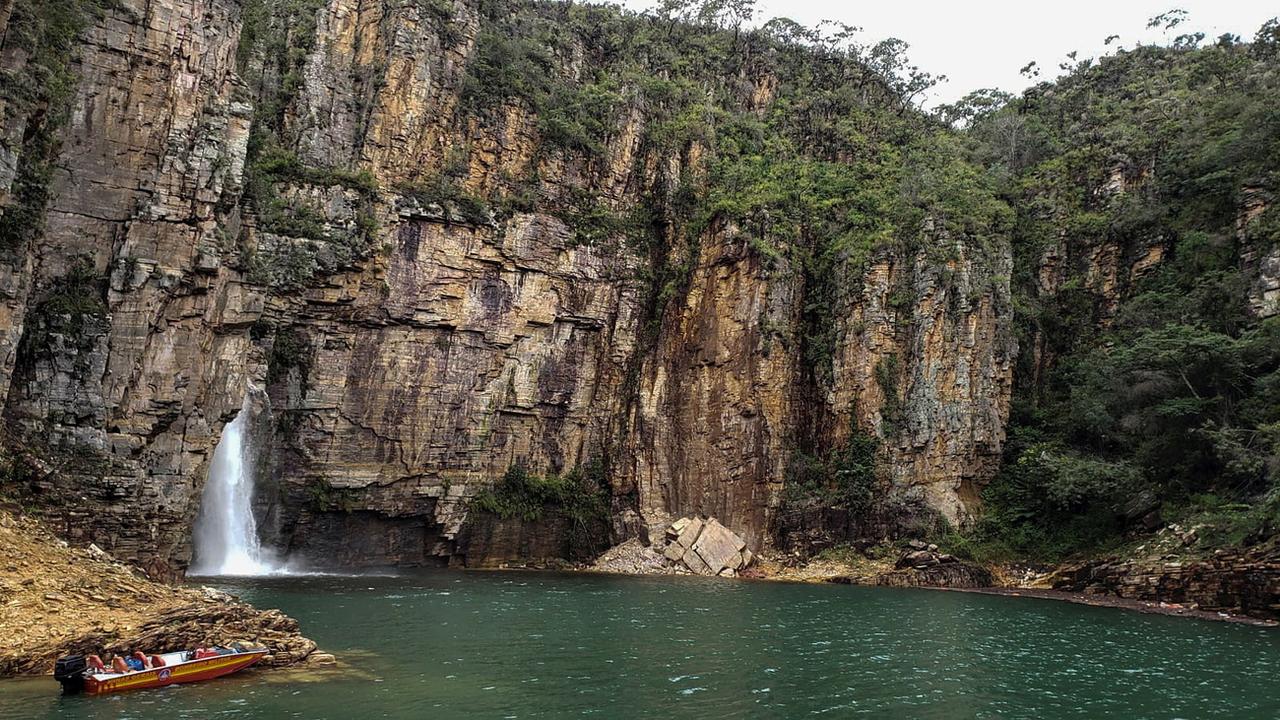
54,655,87,695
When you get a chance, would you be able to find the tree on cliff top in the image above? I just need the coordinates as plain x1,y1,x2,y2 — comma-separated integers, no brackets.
956,15,1280,560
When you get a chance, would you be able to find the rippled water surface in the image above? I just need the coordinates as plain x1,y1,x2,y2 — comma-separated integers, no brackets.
2,571,1278,718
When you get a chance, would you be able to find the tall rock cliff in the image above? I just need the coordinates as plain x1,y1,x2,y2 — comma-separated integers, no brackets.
0,0,1017,573
1,0,262,577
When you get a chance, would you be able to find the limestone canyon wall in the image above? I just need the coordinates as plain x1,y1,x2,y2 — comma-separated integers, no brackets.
1,0,1018,572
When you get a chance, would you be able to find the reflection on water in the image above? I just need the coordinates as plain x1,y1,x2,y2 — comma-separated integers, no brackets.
2,571,1278,719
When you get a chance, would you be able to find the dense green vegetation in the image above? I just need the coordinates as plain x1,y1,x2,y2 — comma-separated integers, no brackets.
473,461,608,523
393,175,495,227
471,461,612,558
306,479,361,513
782,428,880,516
265,326,314,392
240,141,381,291
458,3,1006,265
453,1,1010,515
17,258,108,370
953,18,1280,561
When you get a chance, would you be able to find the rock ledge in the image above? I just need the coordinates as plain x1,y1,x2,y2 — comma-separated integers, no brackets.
0,510,319,676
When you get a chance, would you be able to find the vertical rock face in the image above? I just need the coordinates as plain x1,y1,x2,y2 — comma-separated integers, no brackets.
1247,247,1280,319
624,231,799,549
2,0,1018,571
831,233,1015,526
265,211,641,566
1,0,263,577
1239,187,1278,319
1019,163,1173,392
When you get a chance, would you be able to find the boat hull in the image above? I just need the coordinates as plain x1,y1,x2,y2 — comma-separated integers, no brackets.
83,650,267,695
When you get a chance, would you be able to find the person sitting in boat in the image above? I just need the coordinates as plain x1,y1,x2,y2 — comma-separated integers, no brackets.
194,647,232,659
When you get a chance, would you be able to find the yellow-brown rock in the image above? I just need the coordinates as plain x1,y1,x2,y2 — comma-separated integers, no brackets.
0,509,317,676
0,0,1024,573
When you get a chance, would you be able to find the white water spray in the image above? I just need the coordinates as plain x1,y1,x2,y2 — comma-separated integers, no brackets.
191,395,281,576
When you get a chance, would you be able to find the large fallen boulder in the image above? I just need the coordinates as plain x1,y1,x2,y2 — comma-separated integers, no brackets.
661,517,754,577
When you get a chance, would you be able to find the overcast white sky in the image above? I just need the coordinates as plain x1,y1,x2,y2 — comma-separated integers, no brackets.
618,1,1277,106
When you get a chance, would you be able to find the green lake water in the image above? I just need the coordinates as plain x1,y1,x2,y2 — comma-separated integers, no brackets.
2,570,1278,719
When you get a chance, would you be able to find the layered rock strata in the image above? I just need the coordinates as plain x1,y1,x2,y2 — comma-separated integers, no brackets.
1053,550,1280,620
0,0,263,578
1,0,1016,573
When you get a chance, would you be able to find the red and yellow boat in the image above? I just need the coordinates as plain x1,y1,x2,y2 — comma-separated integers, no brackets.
54,647,268,695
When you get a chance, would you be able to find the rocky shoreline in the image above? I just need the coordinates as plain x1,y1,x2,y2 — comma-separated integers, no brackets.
585,518,997,588
588,550,1279,627
0,510,325,678
5,498,1273,681
580,517,1278,626
940,587,1279,627
1049,549,1280,621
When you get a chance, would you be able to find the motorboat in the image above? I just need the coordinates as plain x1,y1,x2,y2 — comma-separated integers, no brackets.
53,646,267,695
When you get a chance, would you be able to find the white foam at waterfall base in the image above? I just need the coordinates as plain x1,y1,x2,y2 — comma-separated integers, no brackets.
190,396,284,577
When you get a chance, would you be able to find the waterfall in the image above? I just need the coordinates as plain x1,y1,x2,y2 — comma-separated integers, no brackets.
191,395,281,576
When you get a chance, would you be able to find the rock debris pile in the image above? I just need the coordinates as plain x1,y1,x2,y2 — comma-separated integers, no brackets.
875,540,995,588
894,540,961,570
662,517,755,577
0,510,320,676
